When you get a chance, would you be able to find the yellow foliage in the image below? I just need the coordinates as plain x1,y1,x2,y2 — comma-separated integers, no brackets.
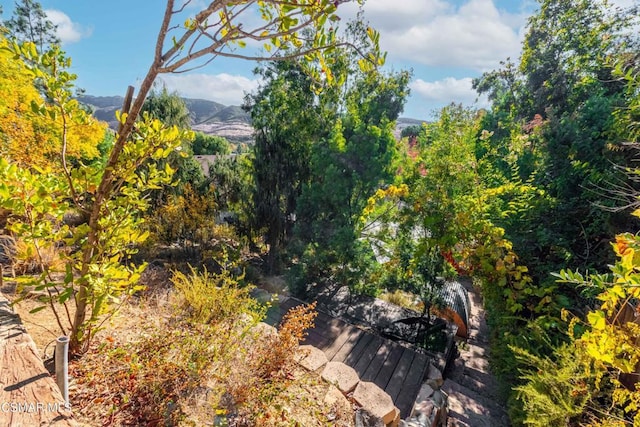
0,36,106,169
579,231,640,425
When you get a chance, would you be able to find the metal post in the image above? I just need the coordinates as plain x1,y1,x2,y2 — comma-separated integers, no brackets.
55,336,69,405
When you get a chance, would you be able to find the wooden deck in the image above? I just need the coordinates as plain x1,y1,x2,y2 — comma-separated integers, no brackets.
266,297,430,418
0,294,76,426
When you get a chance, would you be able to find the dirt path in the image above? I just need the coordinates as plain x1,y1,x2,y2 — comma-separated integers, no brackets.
443,278,510,427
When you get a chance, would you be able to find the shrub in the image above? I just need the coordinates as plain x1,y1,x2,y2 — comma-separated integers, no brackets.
70,271,320,426
171,265,264,326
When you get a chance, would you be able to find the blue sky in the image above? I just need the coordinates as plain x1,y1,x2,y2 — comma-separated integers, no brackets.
0,0,634,119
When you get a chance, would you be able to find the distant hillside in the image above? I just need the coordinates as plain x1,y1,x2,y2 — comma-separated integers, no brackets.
77,94,424,144
78,95,251,125
78,94,252,142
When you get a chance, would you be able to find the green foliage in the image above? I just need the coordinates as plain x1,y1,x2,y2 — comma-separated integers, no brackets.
0,41,191,353
513,341,607,427
147,183,242,266
192,132,231,155
208,155,252,215
3,0,59,52
400,124,422,139
172,266,264,326
140,86,205,202
293,68,410,294
468,3,640,425
141,85,191,129
246,61,322,273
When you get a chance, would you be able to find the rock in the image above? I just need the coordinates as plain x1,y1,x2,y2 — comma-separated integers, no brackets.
412,399,435,419
251,322,277,337
355,408,385,427
387,407,401,427
324,385,353,422
352,381,396,425
321,361,360,393
426,363,443,389
295,345,328,372
415,384,435,403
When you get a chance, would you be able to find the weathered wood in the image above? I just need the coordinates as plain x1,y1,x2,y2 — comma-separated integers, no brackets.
394,352,430,417
361,342,392,382
342,332,375,367
324,326,361,361
267,296,432,418
385,349,416,401
0,294,76,426
352,335,385,377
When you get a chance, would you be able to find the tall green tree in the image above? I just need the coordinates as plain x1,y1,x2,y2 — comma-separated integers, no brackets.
244,61,326,272
293,68,410,295
192,132,230,155
3,0,58,52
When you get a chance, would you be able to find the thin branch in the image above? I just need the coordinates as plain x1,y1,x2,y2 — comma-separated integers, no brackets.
156,0,176,63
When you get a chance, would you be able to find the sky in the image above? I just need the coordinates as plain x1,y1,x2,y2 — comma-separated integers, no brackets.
0,0,636,119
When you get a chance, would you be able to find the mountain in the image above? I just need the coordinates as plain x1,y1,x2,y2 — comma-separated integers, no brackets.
78,95,425,145
78,95,253,143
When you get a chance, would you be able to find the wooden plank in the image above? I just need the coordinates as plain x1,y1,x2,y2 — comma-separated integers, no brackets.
361,342,393,382
302,328,334,350
352,335,385,377
342,332,375,368
395,352,430,418
373,345,405,390
404,352,429,387
324,325,361,361
331,329,366,363
0,295,76,426
384,348,416,401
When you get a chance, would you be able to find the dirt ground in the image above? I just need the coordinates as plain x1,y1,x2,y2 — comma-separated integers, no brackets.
2,269,356,427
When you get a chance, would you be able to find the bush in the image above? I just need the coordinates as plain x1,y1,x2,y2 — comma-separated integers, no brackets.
171,265,264,326
70,269,320,425
513,341,607,426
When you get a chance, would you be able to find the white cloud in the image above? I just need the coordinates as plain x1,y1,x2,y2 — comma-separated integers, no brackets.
411,77,488,107
339,0,526,71
158,73,260,106
45,10,91,44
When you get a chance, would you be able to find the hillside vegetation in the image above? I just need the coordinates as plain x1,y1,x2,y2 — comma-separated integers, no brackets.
1,0,640,426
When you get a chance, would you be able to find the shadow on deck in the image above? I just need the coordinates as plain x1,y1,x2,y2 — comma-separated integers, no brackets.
266,297,430,418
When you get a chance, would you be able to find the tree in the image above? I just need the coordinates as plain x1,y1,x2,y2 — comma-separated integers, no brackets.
293,68,410,295
245,61,324,272
0,36,106,169
1,41,191,354
140,86,206,198
3,0,59,52
192,132,230,155
141,85,191,129
3,0,380,354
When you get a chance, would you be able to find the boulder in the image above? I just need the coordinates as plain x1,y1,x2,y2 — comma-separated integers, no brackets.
295,345,328,372
352,381,396,425
321,361,360,394
425,363,443,389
